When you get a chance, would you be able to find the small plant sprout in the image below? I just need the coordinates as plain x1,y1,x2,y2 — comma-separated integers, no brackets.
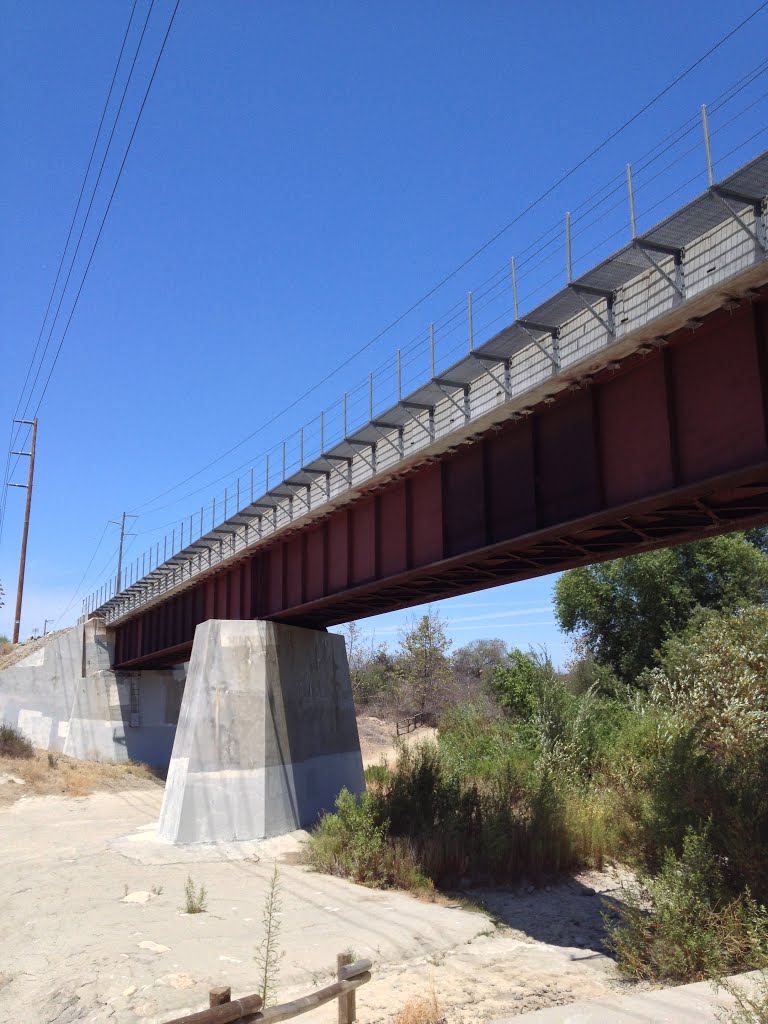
151,884,163,896
183,875,207,914
254,864,285,1007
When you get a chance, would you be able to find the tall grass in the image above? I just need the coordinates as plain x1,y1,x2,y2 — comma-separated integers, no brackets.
308,607,768,989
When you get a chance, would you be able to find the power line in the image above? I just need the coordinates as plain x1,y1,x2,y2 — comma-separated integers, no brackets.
17,0,158,436
128,0,768,517
1,0,180,545
26,1,182,424
0,2,140,546
131,62,768,526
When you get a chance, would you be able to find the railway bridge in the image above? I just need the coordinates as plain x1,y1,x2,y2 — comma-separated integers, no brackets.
5,149,768,846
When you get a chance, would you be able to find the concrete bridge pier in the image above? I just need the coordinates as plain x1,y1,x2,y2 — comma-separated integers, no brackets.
157,619,364,844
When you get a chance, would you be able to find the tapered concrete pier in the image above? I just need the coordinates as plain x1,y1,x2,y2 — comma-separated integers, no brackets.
157,619,364,844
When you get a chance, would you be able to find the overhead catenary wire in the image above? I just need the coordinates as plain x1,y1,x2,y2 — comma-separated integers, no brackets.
127,68,768,534
125,1,768,520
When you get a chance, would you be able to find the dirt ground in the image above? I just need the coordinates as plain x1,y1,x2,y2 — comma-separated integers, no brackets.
0,750,162,806
0,716,639,1022
0,781,636,1024
357,715,438,768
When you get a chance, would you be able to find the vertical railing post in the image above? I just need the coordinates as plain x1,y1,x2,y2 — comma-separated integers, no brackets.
626,163,637,239
702,103,714,186
565,211,572,283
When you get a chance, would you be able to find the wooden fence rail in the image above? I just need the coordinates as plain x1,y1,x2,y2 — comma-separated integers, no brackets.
163,954,372,1024
395,711,427,736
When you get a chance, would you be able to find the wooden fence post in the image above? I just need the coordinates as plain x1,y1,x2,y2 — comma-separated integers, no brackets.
209,986,231,1007
337,952,355,1023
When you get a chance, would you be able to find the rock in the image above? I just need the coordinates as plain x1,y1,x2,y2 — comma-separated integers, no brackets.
122,986,136,997
122,891,153,904
138,940,169,954
157,973,196,990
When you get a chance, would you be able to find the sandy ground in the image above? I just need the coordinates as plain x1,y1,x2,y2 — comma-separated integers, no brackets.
357,715,438,769
0,781,638,1024
0,751,162,806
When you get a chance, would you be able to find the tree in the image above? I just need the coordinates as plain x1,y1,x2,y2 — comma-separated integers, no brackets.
395,608,451,717
554,533,768,683
451,638,508,697
340,621,395,706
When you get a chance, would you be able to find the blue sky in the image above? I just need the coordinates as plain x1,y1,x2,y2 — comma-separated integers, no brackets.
1,1,767,660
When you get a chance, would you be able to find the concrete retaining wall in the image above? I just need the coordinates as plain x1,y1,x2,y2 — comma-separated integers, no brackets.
0,620,185,768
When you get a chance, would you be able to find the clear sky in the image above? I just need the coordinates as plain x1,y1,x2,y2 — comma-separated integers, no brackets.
1,1,767,661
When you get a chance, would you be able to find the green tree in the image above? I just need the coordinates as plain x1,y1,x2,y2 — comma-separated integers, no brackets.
395,609,451,716
554,534,768,682
490,648,542,717
451,638,508,695
341,621,395,706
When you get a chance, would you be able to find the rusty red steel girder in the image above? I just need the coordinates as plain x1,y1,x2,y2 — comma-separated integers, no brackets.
113,294,768,670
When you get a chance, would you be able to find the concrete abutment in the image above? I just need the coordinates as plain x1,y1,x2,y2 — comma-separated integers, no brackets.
0,618,363,844
157,619,364,844
0,619,183,766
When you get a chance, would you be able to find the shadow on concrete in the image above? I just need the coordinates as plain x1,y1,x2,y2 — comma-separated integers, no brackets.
453,876,628,954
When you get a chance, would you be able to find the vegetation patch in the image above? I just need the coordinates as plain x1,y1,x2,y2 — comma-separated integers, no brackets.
606,828,768,983
0,724,34,760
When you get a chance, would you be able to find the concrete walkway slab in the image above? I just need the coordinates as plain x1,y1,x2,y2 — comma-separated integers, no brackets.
492,973,763,1023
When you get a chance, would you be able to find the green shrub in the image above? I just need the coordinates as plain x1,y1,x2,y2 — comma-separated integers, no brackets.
0,724,34,759
183,875,207,914
606,828,768,982
305,788,431,892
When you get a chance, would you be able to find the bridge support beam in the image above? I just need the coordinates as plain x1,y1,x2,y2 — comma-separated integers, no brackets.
157,619,364,844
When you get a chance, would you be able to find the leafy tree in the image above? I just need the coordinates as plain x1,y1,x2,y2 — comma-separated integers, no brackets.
554,533,768,682
451,638,508,695
490,648,542,717
395,609,451,716
340,621,395,706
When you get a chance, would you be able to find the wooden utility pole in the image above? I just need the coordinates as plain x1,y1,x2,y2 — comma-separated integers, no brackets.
9,418,37,644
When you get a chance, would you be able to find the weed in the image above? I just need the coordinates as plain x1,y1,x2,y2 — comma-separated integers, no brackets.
394,981,445,1024
606,829,768,982
47,752,58,769
254,865,284,1007
183,875,207,914
151,885,163,896
0,724,33,759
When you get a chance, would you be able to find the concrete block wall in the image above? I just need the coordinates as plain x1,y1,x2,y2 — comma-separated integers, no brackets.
0,619,185,768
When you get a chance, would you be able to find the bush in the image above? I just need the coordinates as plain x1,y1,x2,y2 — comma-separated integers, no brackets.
606,828,768,982
644,607,768,898
305,788,431,893
0,724,34,759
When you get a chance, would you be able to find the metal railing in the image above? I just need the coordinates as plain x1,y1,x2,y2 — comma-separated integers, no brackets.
84,104,768,626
